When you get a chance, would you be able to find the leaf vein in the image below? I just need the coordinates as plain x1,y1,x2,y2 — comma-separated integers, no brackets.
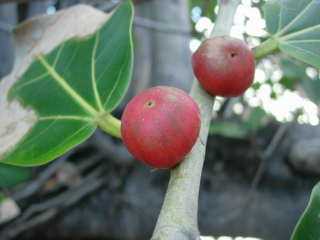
45,123,93,156
281,24,320,40
13,73,49,92
277,0,316,36
104,58,125,108
37,55,98,116
96,41,121,83
91,31,104,111
39,115,92,122
281,42,320,59
53,43,65,67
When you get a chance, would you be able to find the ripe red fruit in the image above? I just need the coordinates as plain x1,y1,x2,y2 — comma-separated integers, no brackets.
192,36,255,97
121,86,200,169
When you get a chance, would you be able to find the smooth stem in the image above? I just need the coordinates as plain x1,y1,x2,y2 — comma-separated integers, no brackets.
253,37,279,60
98,114,121,138
211,0,239,37
151,1,240,240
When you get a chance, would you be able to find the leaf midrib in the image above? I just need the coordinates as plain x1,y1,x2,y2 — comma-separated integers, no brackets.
39,115,92,122
37,55,99,117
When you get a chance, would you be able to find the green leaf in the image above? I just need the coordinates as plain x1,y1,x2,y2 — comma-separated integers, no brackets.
300,75,320,104
210,107,271,139
264,0,281,35
263,0,320,68
0,193,4,202
281,58,307,80
0,163,31,187
0,1,134,166
245,107,269,131
279,58,306,90
279,58,320,104
291,182,320,240
210,121,249,139
189,0,217,20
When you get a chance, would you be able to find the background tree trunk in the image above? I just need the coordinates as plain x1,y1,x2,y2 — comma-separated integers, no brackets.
0,3,16,78
123,0,192,108
124,2,153,103
25,0,52,18
148,0,192,91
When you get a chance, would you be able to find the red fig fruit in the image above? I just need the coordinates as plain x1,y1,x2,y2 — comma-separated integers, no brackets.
121,86,200,169
192,36,255,97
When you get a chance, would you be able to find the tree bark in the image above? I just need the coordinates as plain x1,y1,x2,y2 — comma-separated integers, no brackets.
0,2,16,78
148,0,192,91
121,0,192,111
26,0,52,18
128,2,153,97
128,0,192,97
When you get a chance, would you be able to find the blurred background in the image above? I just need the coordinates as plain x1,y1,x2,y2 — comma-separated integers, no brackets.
0,0,319,239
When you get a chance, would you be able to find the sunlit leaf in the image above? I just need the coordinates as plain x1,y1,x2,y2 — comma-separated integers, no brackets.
300,75,320,104
189,0,218,20
291,182,320,240
210,121,248,139
210,107,270,139
244,107,269,131
264,0,320,68
0,1,133,166
279,58,320,104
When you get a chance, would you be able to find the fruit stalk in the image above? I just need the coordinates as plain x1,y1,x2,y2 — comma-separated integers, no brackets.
98,114,122,138
151,1,241,240
253,37,279,60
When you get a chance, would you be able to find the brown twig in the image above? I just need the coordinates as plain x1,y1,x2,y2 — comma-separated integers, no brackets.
91,130,133,166
210,123,291,225
0,165,104,240
12,151,73,201
250,123,290,191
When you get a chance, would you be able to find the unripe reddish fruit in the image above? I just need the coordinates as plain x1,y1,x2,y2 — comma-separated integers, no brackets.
192,36,255,97
121,86,200,169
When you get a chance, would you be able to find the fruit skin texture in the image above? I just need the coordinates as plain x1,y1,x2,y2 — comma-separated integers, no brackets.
192,36,255,97
121,86,201,169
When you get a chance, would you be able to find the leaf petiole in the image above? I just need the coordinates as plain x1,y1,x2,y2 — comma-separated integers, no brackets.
97,114,122,139
253,37,279,60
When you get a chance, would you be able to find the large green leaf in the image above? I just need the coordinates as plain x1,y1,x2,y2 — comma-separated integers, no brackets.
0,1,133,166
291,182,320,240
263,0,320,68
0,163,31,187
279,58,320,105
209,107,270,139
189,0,217,19
210,121,249,139
300,75,320,104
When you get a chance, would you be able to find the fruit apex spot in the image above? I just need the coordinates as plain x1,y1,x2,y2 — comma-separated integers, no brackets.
230,52,237,58
145,100,156,108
